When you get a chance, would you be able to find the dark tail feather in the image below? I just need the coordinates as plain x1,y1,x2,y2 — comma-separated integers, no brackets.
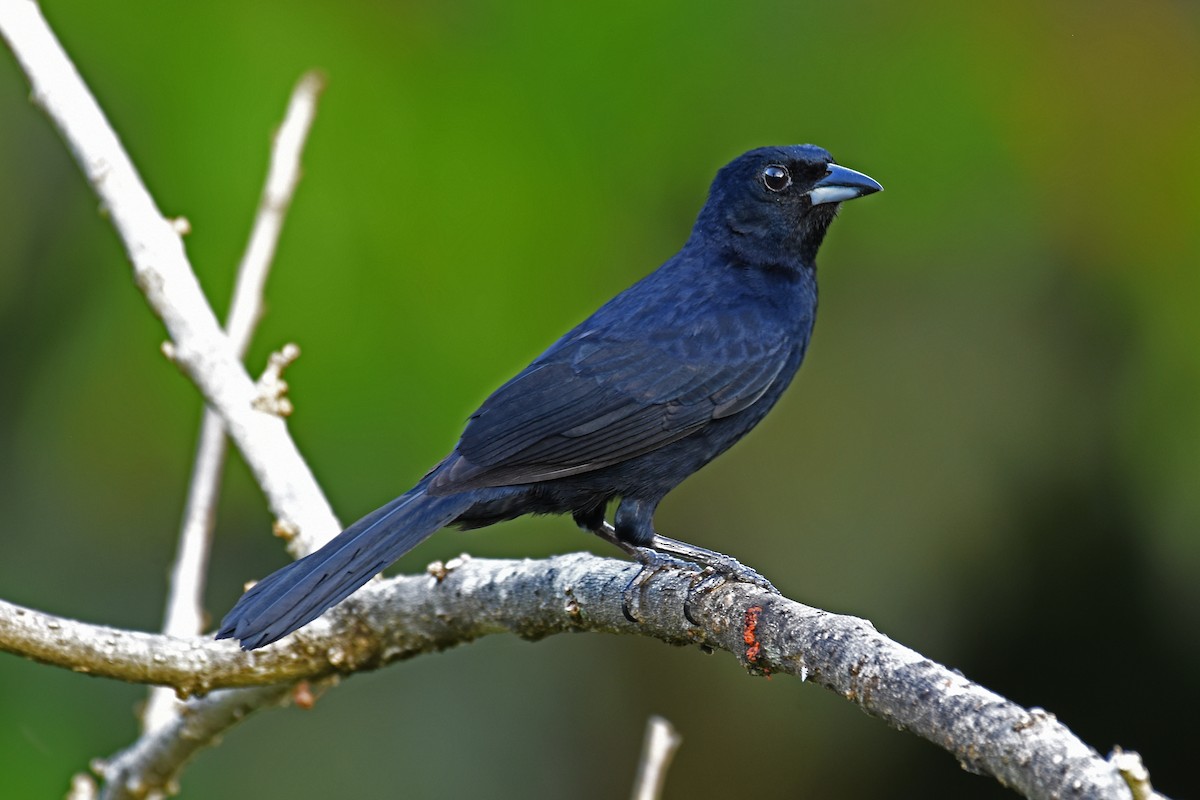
217,485,473,649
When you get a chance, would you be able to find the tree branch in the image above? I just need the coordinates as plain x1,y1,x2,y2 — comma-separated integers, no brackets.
0,5,338,794
0,0,340,556
104,686,292,800
143,70,324,734
0,553,1159,800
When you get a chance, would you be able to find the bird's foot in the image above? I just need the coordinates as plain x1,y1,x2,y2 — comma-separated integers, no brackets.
588,522,777,624
689,552,776,593
645,534,779,625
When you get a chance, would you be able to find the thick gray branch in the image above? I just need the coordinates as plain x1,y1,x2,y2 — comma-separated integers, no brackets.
0,553,1152,800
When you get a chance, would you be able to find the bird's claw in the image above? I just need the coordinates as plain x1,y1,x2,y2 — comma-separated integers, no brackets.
681,559,778,625
699,553,777,593
684,569,725,625
621,549,693,623
620,546,778,625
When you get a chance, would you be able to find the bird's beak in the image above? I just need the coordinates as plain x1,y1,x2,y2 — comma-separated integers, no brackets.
807,164,883,206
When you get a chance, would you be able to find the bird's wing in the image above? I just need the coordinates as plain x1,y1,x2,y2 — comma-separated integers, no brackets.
429,329,791,492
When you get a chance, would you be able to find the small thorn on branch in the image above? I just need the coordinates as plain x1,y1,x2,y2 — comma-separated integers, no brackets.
427,553,472,583
272,517,300,542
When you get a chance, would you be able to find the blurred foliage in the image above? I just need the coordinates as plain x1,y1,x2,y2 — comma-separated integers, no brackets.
1,0,1197,797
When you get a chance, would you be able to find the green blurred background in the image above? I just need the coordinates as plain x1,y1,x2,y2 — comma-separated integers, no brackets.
2,1,1197,797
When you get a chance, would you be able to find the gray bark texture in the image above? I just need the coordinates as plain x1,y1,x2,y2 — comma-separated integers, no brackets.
1,552,1150,800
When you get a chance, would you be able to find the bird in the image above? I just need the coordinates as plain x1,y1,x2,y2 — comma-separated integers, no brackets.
217,144,881,650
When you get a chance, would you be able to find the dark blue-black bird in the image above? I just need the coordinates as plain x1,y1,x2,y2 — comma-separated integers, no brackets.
218,145,881,649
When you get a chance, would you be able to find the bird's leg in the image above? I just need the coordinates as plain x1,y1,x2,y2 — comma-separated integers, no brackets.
581,499,777,624
610,499,698,621
616,494,777,593
574,505,631,553
575,500,687,622
575,520,687,622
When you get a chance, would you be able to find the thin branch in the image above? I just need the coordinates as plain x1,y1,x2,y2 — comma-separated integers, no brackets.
0,5,339,793
143,70,324,735
0,553,1156,800
226,71,324,352
103,686,292,800
631,716,681,800
0,0,340,557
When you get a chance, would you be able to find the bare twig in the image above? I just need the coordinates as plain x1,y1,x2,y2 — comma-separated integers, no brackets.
0,0,341,557
143,72,324,734
227,71,324,353
102,687,293,800
631,716,681,800
0,4,338,793
0,553,1158,800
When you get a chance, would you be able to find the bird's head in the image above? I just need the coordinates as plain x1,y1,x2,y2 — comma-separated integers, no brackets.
695,144,882,269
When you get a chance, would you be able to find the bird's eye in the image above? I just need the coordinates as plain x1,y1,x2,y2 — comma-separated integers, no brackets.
761,164,791,192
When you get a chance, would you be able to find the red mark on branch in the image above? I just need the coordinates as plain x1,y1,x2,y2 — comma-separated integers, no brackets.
743,606,765,668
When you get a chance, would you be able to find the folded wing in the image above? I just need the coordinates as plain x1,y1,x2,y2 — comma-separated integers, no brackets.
430,328,790,492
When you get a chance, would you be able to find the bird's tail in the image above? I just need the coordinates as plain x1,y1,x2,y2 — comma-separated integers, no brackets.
216,482,473,649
